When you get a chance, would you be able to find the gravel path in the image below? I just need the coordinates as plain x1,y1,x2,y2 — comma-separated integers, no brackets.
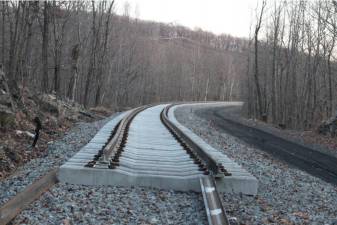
0,114,118,205
175,104,337,225
14,184,206,225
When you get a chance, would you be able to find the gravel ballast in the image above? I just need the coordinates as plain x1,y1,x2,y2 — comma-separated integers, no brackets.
14,184,206,225
175,104,337,225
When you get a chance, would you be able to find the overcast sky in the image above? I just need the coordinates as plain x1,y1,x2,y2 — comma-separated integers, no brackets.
115,0,259,38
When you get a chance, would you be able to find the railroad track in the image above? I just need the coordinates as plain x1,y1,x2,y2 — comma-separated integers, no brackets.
1,104,251,225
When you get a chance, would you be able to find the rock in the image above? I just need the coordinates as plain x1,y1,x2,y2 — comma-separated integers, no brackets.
38,94,59,116
317,113,337,137
46,115,59,128
62,219,70,225
149,217,159,224
331,219,337,225
25,131,35,138
0,94,12,108
0,145,20,173
4,147,21,163
15,130,34,138
228,217,238,225
0,106,15,129
15,130,23,135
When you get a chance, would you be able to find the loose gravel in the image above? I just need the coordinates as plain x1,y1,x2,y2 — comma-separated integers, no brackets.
14,184,206,225
175,104,337,225
0,114,117,205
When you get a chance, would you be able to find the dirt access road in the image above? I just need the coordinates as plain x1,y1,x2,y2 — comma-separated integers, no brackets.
195,105,337,185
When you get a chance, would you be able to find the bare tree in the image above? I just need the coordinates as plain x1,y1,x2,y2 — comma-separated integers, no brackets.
41,1,50,93
94,0,114,106
253,0,266,120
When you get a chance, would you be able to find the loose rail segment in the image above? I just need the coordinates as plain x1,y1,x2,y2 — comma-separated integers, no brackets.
200,176,229,225
0,169,58,225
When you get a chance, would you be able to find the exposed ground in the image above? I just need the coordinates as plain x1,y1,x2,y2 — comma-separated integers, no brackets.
0,115,113,206
196,105,337,184
0,87,111,180
175,104,337,225
216,105,337,158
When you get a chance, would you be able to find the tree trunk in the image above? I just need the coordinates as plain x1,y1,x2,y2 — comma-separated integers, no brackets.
1,2,5,66
253,0,266,119
84,1,97,107
68,45,79,101
94,0,114,106
204,74,210,101
41,1,49,93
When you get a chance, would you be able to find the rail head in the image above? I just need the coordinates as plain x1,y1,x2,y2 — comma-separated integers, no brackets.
85,106,150,168
161,104,226,176
200,176,230,225
161,104,231,224
104,106,149,166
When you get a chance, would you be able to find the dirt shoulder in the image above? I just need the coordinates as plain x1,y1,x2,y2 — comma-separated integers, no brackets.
204,104,337,158
0,88,113,180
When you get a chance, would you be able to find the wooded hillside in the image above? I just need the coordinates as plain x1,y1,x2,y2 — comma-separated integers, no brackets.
0,1,248,112
3,0,336,132
248,0,337,130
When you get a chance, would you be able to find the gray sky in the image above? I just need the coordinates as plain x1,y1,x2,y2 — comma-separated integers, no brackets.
115,0,259,38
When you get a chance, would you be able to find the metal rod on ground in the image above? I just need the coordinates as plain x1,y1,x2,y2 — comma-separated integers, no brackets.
32,117,41,147
200,176,229,225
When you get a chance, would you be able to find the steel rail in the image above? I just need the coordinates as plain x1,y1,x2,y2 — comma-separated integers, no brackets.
200,176,229,225
105,108,144,158
83,106,150,168
104,105,150,168
161,104,230,225
161,104,221,175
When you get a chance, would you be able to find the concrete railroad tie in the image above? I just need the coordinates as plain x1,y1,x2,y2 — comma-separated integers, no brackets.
59,103,258,195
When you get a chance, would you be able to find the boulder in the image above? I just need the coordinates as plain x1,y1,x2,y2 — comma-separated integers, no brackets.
0,146,18,172
38,94,59,116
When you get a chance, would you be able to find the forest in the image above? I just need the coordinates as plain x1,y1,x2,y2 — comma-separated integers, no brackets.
0,0,247,113
248,0,337,129
1,0,337,131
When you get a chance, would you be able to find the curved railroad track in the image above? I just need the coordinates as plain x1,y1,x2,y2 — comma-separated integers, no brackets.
1,104,232,225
